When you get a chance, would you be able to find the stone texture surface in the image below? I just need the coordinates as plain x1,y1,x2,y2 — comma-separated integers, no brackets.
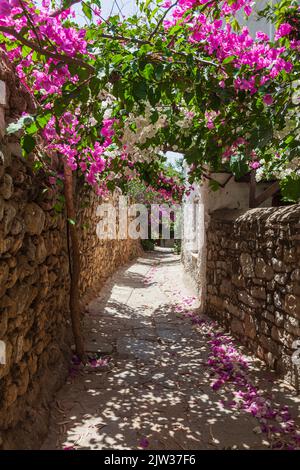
77,188,142,307
0,57,141,449
206,206,300,389
42,251,300,450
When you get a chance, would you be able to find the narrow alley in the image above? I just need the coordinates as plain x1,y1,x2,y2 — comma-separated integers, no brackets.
42,251,300,450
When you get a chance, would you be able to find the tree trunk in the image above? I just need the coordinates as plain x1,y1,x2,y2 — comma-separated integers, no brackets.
63,163,85,361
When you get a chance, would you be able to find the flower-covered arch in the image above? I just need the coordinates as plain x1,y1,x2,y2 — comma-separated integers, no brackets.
1,0,299,355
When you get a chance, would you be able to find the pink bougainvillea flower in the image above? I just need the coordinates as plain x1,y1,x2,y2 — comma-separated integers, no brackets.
139,437,150,449
0,1,11,16
71,354,81,365
88,357,110,368
275,23,293,41
256,31,269,42
49,176,57,185
263,94,273,106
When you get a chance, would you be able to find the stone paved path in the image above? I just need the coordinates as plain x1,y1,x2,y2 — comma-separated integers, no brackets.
42,251,300,450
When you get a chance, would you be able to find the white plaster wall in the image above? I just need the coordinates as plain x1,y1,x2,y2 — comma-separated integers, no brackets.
236,0,275,38
0,80,7,139
182,176,209,312
207,173,273,213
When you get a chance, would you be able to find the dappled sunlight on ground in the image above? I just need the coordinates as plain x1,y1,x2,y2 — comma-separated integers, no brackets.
42,252,300,450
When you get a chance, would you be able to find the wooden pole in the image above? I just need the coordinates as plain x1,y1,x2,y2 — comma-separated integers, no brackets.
64,163,85,362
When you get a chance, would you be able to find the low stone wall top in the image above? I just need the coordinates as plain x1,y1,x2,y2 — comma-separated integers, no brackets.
206,205,300,389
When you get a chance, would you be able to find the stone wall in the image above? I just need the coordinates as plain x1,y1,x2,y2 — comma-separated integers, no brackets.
0,56,141,449
0,151,71,450
206,205,300,389
0,53,71,448
77,188,142,306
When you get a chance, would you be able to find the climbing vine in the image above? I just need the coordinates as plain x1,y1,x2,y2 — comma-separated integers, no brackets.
1,0,299,198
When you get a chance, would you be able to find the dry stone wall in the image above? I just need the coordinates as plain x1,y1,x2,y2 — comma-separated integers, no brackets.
0,56,141,449
77,188,142,305
206,205,300,389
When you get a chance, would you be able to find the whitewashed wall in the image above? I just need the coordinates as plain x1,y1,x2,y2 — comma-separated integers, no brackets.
236,0,275,38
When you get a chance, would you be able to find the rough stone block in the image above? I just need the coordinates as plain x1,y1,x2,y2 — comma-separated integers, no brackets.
272,258,286,273
284,294,300,317
274,291,282,309
244,314,256,339
0,174,13,200
274,273,288,286
220,278,232,295
7,142,22,158
259,334,279,355
283,248,295,264
232,273,245,288
0,146,12,169
0,81,7,106
262,310,275,323
240,252,254,277
255,258,274,280
231,318,244,335
0,107,5,139
251,286,266,300
4,383,18,408
291,269,300,282
271,326,294,348
23,203,46,235
274,311,284,327
238,290,260,308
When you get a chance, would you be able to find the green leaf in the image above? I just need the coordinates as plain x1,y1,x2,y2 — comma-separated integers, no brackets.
229,154,249,179
222,55,236,64
36,112,52,129
67,218,76,225
133,81,147,101
25,121,38,135
21,135,36,155
231,18,240,32
285,135,295,144
82,2,92,21
209,179,220,192
280,175,300,203
150,110,159,123
148,86,161,106
54,201,64,213
154,63,164,80
142,63,154,80
32,161,43,172
22,45,32,58
112,54,124,65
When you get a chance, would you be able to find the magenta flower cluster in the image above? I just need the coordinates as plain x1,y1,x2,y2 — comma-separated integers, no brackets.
164,0,295,94
0,1,298,195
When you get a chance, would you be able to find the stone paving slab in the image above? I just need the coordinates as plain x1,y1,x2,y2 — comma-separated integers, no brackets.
42,251,300,450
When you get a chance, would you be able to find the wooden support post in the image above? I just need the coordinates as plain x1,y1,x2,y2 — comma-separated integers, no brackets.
249,170,280,208
249,170,256,208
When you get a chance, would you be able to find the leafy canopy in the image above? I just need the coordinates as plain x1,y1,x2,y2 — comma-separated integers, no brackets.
0,0,299,201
